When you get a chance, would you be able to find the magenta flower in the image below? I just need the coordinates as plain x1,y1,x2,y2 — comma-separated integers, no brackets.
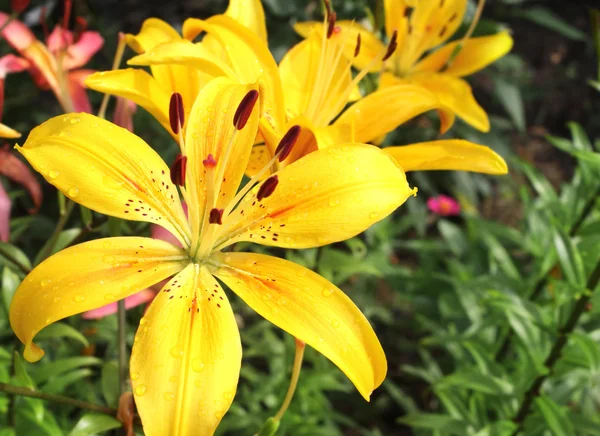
427,195,461,217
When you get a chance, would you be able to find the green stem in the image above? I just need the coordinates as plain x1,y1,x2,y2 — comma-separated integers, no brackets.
0,244,31,275
274,338,306,422
495,186,600,361
0,382,116,415
511,258,600,431
37,199,76,262
117,299,127,395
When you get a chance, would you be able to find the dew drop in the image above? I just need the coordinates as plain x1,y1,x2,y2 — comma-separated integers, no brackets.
53,296,61,303
135,385,147,396
331,319,340,328
163,392,175,401
192,358,205,372
73,294,85,303
40,279,51,287
321,288,334,298
48,170,59,179
68,187,79,198
102,255,115,264
170,346,183,358
168,375,177,383
103,241,111,249
131,372,140,381
69,117,81,124
329,198,340,207
139,317,147,325
104,293,116,301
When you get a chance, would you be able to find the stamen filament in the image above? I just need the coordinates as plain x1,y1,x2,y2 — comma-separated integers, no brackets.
98,33,127,119
273,339,306,422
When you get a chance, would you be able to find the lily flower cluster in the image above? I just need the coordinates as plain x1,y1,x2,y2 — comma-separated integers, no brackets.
7,0,512,434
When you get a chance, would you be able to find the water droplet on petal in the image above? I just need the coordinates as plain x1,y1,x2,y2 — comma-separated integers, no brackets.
135,385,147,396
73,294,85,303
321,288,334,298
170,346,183,358
48,170,59,179
139,317,147,325
70,117,80,124
68,187,79,198
331,319,340,328
102,255,115,264
329,198,340,207
131,372,140,381
103,241,111,249
163,392,175,401
53,296,60,303
192,358,205,373
41,279,51,287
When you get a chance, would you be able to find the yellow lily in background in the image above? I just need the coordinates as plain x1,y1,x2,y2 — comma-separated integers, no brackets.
296,0,513,132
85,0,286,138
11,78,416,435
0,123,20,138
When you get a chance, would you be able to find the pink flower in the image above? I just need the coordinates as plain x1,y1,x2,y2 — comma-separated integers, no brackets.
0,10,103,113
427,195,461,217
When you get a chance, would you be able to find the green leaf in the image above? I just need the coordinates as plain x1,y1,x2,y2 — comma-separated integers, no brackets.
32,356,101,385
2,267,20,316
553,228,586,288
0,242,31,273
44,369,94,394
534,395,575,436
511,159,557,202
493,77,525,131
101,361,120,408
569,332,600,372
483,234,521,281
570,413,600,435
438,220,468,256
397,413,467,433
13,352,35,389
517,7,588,41
34,228,82,266
473,421,518,436
34,322,90,348
437,371,513,396
68,413,122,436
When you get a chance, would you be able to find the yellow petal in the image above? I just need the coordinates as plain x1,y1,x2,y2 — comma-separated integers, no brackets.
213,252,386,400
216,144,415,250
293,20,386,73
131,264,241,436
0,123,20,138
384,0,410,40
409,73,489,132
85,69,171,133
17,113,191,246
22,41,60,97
385,139,508,174
184,78,259,242
413,31,514,77
245,145,271,179
125,18,181,54
10,237,188,362
183,15,286,132
334,83,455,142
225,0,267,43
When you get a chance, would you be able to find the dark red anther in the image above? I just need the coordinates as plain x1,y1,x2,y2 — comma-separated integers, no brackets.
73,17,88,43
275,125,301,162
326,11,337,38
257,175,278,201
209,208,224,225
382,30,398,61
40,6,49,41
354,33,361,57
63,0,72,29
11,0,30,13
324,0,332,18
170,154,187,186
169,92,185,135
203,153,217,168
233,89,259,130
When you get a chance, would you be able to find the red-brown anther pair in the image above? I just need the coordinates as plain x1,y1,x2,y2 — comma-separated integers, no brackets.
233,89,259,130
382,30,398,62
275,125,301,162
170,154,187,186
256,175,278,201
208,208,224,225
169,92,185,135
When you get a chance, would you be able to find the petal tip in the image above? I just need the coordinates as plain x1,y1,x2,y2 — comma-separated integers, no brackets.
24,342,44,362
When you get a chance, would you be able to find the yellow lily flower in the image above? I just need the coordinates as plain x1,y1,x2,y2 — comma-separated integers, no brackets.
11,78,416,435
84,0,284,138
296,0,514,132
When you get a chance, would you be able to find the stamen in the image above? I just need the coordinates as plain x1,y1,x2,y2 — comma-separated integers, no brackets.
209,208,224,225
327,12,337,38
233,89,259,130
11,0,30,13
354,33,361,58
275,125,301,162
63,0,72,29
169,92,185,135
203,153,217,168
170,154,187,186
382,30,398,61
324,0,332,17
73,17,88,43
257,176,279,201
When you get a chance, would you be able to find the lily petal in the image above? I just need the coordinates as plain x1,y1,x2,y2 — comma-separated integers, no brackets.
409,72,489,132
82,288,156,319
0,146,42,212
213,252,386,400
125,18,181,54
184,78,259,242
10,237,188,362
0,12,35,52
225,0,267,43
183,15,286,132
0,183,10,242
63,31,104,70
218,144,415,249
385,139,508,174
67,69,93,113
413,31,514,77
131,264,241,436
17,113,190,247
334,83,455,142
85,69,171,132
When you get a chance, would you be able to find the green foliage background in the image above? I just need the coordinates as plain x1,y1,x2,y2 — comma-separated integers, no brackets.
1,0,600,435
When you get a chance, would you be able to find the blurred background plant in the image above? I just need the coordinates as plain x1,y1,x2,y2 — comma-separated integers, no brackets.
0,0,599,435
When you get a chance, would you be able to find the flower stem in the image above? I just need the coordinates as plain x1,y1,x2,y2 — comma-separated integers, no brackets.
118,300,127,395
0,382,117,415
98,33,127,120
37,199,76,262
494,186,600,361
511,257,600,432
273,338,306,422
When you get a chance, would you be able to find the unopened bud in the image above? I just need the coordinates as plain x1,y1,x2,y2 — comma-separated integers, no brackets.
257,175,279,201
233,89,259,130
275,125,301,162
169,92,184,135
